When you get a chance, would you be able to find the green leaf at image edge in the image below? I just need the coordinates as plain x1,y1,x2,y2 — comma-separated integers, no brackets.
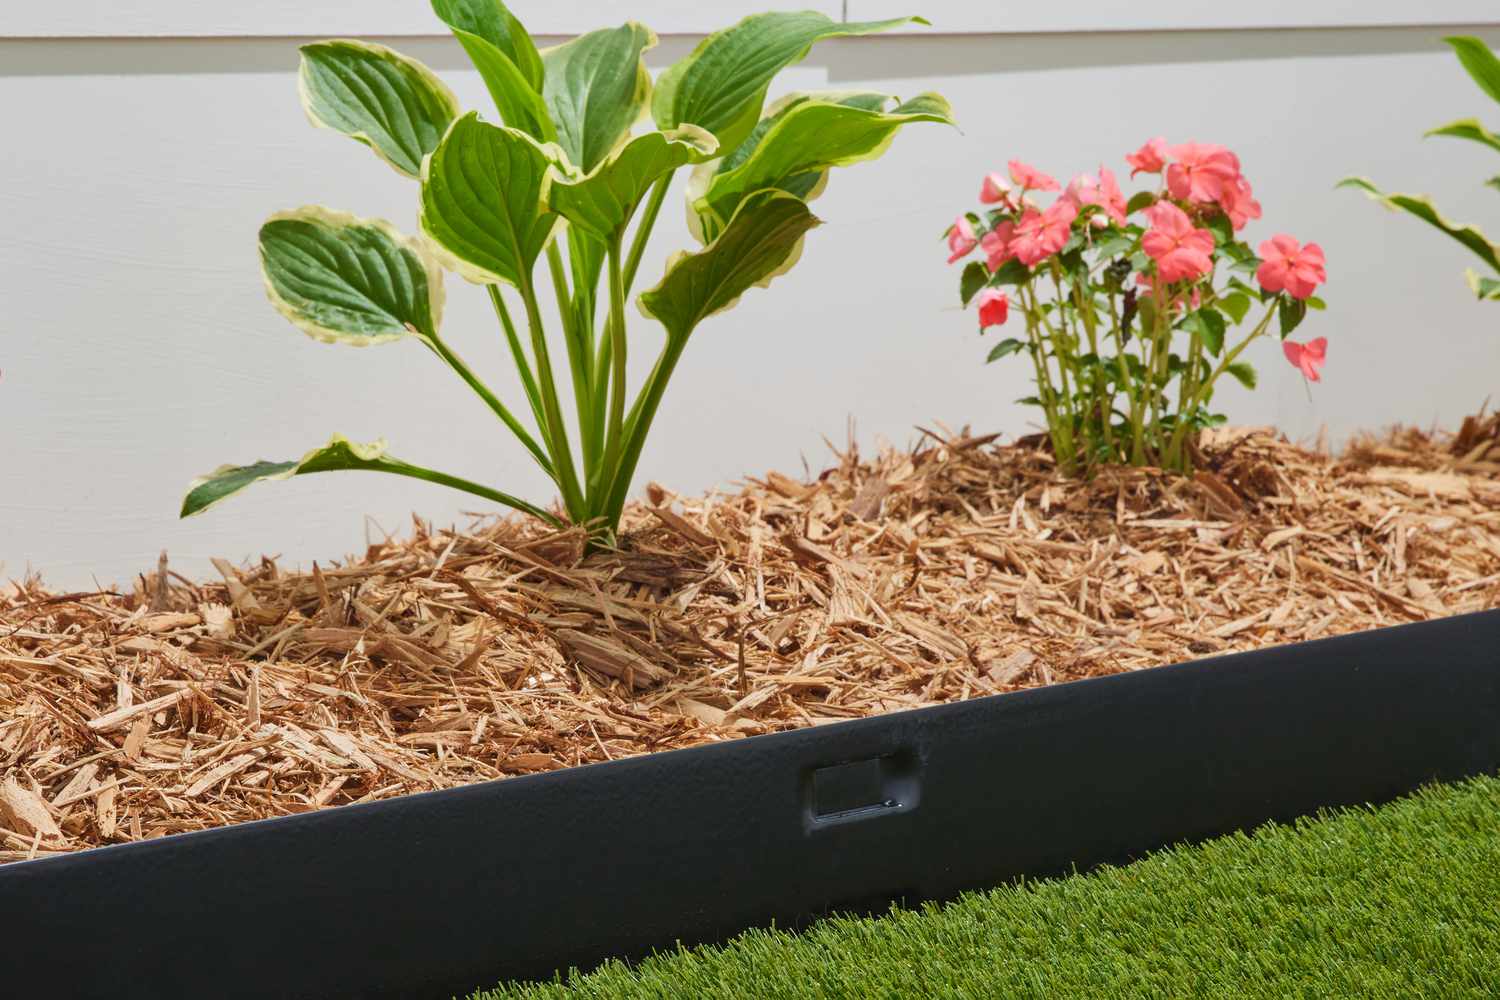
299,40,460,177
1444,36,1500,105
259,206,444,345
651,11,926,153
431,0,553,141
1339,176,1500,275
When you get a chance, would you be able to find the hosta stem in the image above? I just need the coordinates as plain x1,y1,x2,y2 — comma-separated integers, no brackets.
623,173,673,295
488,286,547,438
518,275,587,522
424,336,553,478
379,458,562,528
596,236,629,523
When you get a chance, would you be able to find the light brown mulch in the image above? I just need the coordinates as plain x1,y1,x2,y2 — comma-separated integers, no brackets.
3,422,1499,863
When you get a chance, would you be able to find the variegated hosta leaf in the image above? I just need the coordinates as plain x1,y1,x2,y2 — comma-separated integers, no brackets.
1467,270,1500,300
420,113,561,287
651,11,925,154
181,434,558,523
549,126,717,238
1426,117,1500,156
259,207,444,345
298,40,460,177
542,22,657,175
181,436,394,517
1339,176,1500,277
693,91,953,235
638,191,819,342
1446,35,1500,105
431,0,553,140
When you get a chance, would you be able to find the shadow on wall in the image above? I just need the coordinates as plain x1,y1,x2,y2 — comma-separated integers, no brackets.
4,23,1497,79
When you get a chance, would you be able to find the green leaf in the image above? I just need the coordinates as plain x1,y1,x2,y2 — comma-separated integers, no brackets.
1487,175,1500,194
298,41,459,178
259,207,444,346
651,11,924,153
549,126,717,238
1093,235,1135,259
1467,270,1500,300
420,113,561,288
1445,36,1500,105
1339,176,1500,274
1225,360,1258,389
1125,191,1156,216
1278,296,1307,338
1188,307,1227,355
1426,117,1500,156
986,338,1025,362
1219,291,1252,325
431,0,553,140
181,434,556,523
959,260,988,305
1304,295,1327,311
989,258,1031,287
638,192,820,342
542,22,657,175
431,0,543,88
695,92,952,227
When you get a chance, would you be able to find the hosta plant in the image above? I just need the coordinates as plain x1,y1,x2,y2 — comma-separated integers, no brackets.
947,141,1327,476
1340,36,1500,302
181,5,951,537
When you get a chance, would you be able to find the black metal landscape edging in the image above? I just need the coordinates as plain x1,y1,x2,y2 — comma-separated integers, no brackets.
4,610,1498,999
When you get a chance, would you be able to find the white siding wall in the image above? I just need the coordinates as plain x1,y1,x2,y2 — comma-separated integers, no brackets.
2,5,1499,587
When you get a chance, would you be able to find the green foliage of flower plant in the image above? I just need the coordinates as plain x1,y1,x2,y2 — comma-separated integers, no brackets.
947,145,1327,477
1340,36,1500,302
181,4,952,537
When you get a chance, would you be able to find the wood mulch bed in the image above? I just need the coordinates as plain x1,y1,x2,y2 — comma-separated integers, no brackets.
3,417,1499,863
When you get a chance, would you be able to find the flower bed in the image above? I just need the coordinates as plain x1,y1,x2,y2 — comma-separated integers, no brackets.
2,421,1498,861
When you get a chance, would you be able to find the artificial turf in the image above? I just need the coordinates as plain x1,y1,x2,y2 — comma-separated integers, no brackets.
470,775,1500,999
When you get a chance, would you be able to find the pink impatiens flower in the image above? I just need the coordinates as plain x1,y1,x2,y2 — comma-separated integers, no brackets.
1220,175,1262,231
1166,142,1240,204
1125,137,1168,177
976,288,1009,329
981,221,1016,272
1010,199,1078,267
1283,337,1327,382
1064,167,1128,226
1008,159,1060,192
947,215,978,263
1256,235,1326,299
979,172,1011,204
1141,202,1215,283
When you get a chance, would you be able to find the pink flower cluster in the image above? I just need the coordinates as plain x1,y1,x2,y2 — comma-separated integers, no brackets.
948,139,1330,377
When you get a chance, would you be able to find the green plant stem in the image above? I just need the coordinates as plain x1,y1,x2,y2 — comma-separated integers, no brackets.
547,242,600,473
517,274,587,522
1018,283,1072,471
424,336,554,478
377,458,562,527
602,335,687,529
623,172,674,295
1108,288,1141,464
596,235,629,517
1166,301,1279,462
487,286,548,437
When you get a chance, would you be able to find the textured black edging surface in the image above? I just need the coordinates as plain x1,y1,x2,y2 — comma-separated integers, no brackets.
3,611,1497,999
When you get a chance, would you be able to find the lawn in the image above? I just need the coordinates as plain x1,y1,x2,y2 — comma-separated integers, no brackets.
472,775,1500,999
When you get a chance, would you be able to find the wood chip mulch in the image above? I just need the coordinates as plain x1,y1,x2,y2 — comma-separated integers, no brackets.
3,420,1499,863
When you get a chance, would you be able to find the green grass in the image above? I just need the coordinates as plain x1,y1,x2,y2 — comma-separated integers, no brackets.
471,776,1500,999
